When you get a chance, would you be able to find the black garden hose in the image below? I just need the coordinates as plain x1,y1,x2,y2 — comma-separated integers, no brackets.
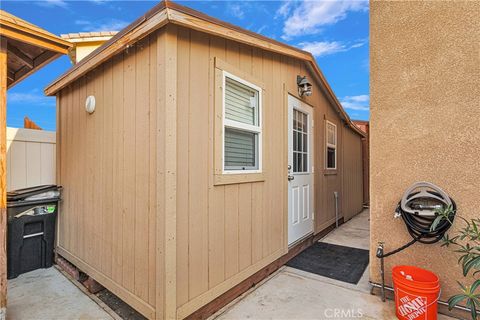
376,196,456,258
375,182,456,302
399,198,456,245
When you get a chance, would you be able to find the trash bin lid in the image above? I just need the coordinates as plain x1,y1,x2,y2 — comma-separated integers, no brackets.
7,185,61,202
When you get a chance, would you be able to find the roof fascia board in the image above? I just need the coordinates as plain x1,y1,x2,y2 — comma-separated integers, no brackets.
0,25,70,54
0,20,72,49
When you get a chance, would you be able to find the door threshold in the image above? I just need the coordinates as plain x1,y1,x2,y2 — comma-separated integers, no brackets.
288,232,314,249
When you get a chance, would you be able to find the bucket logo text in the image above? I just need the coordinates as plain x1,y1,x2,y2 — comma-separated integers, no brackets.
398,295,427,320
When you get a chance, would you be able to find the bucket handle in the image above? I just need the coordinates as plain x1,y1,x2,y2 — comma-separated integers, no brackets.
425,289,442,309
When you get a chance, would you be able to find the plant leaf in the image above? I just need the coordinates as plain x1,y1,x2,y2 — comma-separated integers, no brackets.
464,256,480,276
431,215,445,232
471,279,480,293
447,294,467,310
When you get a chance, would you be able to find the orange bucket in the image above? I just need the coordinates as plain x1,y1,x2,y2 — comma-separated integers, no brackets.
392,266,440,320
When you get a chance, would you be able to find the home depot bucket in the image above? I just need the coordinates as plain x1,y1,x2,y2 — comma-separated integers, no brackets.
392,265,440,320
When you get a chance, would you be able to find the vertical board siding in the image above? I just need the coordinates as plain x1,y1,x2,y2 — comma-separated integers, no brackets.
341,127,364,221
176,26,190,307
175,27,364,314
6,128,56,191
148,32,158,307
56,31,162,318
134,37,150,301
176,29,289,311
207,35,227,291
187,30,209,301
56,24,363,319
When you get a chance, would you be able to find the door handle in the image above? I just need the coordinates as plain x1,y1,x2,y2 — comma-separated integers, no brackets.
288,174,294,181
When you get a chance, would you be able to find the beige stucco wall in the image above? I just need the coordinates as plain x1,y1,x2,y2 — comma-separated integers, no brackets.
75,41,105,62
370,0,480,302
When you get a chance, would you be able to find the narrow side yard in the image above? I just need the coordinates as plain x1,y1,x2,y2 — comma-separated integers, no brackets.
212,210,454,320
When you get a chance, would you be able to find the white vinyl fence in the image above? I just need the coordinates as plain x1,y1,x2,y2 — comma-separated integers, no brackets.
6,127,56,191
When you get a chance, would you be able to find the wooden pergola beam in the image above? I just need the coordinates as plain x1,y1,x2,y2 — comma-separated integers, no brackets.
6,70,13,84
7,44,33,69
0,37,7,320
7,51,59,90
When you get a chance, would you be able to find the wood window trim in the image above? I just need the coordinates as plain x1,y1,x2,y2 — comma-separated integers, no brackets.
325,120,337,171
214,57,265,185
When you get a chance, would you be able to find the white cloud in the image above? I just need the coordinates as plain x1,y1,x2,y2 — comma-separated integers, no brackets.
340,95,370,111
279,0,368,39
36,0,68,8
75,19,128,32
275,0,294,19
228,3,245,19
299,39,367,57
300,41,346,57
8,92,54,106
257,25,268,34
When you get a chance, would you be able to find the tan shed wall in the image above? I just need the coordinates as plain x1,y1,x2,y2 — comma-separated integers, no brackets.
173,26,364,317
56,30,163,319
341,127,363,221
55,23,364,319
370,1,480,300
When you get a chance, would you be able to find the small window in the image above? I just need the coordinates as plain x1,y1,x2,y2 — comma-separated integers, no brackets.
223,72,262,172
326,121,337,169
293,109,309,173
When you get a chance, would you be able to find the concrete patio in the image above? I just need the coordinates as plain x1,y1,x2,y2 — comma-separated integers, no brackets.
5,210,457,320
211,210,454,320
7,267,113,320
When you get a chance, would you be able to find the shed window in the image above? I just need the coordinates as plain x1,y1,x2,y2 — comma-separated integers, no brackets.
223,72,262,172
326,121,337,169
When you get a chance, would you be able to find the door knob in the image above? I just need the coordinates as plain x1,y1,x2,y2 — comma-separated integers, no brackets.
288,174,294,181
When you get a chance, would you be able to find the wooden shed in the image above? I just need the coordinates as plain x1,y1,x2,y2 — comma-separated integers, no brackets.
45,2,365,319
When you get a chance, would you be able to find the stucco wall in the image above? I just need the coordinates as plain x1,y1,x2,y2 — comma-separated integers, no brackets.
370,0,480,301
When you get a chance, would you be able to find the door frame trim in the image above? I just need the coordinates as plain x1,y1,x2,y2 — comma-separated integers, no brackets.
287,93,315,246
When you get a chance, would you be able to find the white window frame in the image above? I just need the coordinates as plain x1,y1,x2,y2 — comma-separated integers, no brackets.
325,120,337,170
222,70,263,174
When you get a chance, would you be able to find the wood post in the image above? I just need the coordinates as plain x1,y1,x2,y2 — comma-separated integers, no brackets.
0,37,8,320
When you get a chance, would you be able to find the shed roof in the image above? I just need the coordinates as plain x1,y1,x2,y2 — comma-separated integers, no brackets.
44,1,364,136
61,31,118,43
0,9,72,88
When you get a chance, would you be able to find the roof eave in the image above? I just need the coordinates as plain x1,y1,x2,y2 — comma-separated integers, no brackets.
44,1,364,136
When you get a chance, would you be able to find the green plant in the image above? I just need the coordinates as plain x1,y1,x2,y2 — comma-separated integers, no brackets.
432,205,480,319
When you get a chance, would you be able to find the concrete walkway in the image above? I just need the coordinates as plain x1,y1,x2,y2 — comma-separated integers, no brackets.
7,267,113,320
212,210,454,320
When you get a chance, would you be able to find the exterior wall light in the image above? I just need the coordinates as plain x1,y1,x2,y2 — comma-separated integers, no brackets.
85,95,96,114
297,75,312,97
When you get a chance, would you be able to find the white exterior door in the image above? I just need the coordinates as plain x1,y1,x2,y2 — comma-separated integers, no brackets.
288,95,314,245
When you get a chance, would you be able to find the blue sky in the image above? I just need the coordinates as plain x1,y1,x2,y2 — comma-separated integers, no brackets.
3,0,369,131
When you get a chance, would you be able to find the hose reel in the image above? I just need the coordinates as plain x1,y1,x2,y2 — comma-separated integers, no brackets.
376,182,456,301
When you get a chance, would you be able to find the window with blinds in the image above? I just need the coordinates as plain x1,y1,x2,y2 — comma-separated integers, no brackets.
223,73,262,172
326,121,337,169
